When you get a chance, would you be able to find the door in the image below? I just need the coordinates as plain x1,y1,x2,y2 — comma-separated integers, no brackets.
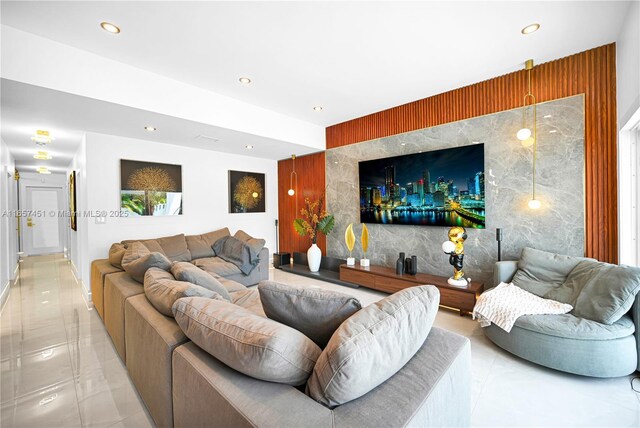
23,186,64,255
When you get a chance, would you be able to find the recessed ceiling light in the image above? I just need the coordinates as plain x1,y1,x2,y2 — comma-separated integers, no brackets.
36,167,51,175
313,106,323,111
144,126,156,132
239,77,252,84
543,114,552,118
33,151,52,160
100,22,121,34
400,143,406,146
521,23,540,35
549,130,557,134
245,145,254,149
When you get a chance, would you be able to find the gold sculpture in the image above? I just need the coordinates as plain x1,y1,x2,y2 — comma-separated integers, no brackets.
345,223,356,265
442,226,468,286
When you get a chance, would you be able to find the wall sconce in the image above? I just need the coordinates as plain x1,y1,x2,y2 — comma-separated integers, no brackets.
515,59,540,209
288,154,297,196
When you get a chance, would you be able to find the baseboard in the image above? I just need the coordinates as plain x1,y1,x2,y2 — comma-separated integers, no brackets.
0,281,10,313
1,264,19,314
69,262,93,310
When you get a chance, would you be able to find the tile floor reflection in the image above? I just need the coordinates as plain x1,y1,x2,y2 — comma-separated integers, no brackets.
1,255,639,427
1,255,153,428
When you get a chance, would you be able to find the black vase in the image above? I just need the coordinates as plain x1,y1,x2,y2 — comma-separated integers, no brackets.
410,256,418,275
396,252,405,275
405,257,412,275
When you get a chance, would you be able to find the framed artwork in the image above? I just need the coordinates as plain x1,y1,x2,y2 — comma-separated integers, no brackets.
120,160,183,216
69,170,77,231
228,170,266,213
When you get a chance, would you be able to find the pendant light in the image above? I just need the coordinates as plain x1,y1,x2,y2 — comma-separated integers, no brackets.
288,155,297,196
516,59,540,209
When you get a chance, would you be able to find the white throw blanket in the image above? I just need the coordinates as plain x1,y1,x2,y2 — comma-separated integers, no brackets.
473,282,573,332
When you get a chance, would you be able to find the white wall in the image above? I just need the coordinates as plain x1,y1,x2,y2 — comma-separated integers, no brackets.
73,132,278,296
67,135,88,284
617,0,640,129
0,137,18,307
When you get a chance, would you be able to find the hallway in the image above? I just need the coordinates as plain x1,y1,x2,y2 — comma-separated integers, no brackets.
0,255,153,427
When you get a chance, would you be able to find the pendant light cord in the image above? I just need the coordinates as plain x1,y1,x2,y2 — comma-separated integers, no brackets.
523,65,537,201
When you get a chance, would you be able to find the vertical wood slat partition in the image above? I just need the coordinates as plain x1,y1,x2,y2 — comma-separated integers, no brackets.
277,152,327,255
325,44,618,263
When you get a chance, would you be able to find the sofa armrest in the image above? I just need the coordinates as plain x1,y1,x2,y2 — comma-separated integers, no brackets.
493,261,518,287
632,292,640,372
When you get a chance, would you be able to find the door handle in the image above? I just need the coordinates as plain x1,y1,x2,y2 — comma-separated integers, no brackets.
27,222,35,227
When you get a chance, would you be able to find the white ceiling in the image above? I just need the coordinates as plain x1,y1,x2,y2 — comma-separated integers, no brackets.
1,79,320,172
0,1,631,172
1,1,630,128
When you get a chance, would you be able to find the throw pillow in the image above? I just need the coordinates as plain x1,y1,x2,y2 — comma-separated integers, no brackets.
172,297,321,385
258,280,362,347
121,242,172,283
234,230,266,254
170,262,232,301
545,260,640,325
144,268,221,317
306,285,440,408
512,247,592,297
108,243,127,269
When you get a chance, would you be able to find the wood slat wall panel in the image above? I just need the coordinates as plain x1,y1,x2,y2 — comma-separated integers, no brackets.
277,152,327,255
325,44,617,263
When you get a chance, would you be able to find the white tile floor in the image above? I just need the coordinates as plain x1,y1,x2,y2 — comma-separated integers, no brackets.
1,254,639,427
1,255,154,428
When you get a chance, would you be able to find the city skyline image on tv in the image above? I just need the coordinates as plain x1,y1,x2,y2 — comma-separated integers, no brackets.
358,144,485,228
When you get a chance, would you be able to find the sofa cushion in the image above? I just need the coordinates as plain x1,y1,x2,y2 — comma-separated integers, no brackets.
172,297,321,386
230,288,265,317
108,243,127,269
170,262,232,301
122,239,165,255
234,230,266,254
512,312,635,341
193,256,242,277
545,260,640,325
217,276,247,293
121,242,172,283
512,247,592,297
258,281,362,348
306,285,439,408
186,228,231,260
155,233,191,262
144,268,220,317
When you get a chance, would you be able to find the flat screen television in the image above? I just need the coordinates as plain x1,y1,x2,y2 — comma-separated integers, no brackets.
358,144,485,228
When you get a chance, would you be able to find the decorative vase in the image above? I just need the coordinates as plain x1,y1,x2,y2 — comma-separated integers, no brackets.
396,252,405,275
307,243,322,272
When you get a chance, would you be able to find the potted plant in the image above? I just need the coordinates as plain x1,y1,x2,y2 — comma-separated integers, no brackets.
293,196,335,272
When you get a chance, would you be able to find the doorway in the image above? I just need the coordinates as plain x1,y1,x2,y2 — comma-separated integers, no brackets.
22,186,65,256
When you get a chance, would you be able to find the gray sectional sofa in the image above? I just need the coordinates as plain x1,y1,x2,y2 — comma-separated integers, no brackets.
485,247,640,378
90,227,472,427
